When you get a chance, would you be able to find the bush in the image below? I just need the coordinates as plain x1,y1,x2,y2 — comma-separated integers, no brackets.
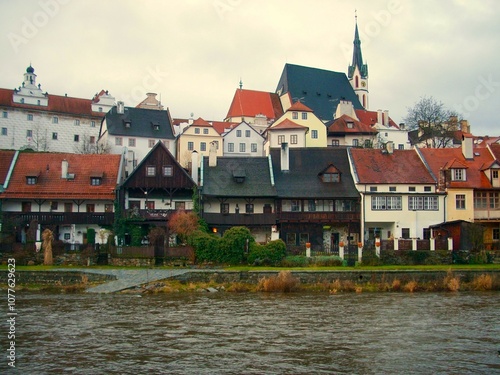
257,271,300,292
248,239,287,266
361,249,382,266
218,227,254,264
189,231,220,263
280,255,311,267
312,256,344,267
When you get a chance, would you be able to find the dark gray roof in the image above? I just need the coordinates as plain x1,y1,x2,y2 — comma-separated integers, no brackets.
202,157,277,198
270,147,359,199
102,106,175,139
275,63,364,121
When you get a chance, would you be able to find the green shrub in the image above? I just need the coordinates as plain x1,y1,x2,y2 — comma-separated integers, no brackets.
312,255,344,267
280,255,311,267
248,239,287,266
189,230,220,263
218,226,254,264
360,249,382,266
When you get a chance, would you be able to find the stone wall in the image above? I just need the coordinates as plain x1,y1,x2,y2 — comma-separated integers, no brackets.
0,271,116,285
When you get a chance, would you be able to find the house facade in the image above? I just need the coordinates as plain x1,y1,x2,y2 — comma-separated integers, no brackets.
349,148,445,243
0,151,125,245
222,121,265,157
0,65,115,153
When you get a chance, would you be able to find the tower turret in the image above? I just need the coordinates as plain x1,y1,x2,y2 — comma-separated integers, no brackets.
348,14,369,109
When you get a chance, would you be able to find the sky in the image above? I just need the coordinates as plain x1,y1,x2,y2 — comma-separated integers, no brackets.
1,0,499,136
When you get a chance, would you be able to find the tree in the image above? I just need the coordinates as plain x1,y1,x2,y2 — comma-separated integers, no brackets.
74,133,111,154
404,96,460,148
168,210,199,244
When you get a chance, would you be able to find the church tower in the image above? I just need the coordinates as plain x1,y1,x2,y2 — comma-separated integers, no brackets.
348,15,369,109
13,64,48,106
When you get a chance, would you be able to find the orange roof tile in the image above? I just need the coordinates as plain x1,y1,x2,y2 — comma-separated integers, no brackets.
355,109,398,128
0,88,104,118
288,101,313,112
191,117,211,127
328,115,377,134
350,149,435,184
268,119,308,131
226,89,283,120
419,147,494,189
212,121,238,135
2,152,121,200
488,143,500,160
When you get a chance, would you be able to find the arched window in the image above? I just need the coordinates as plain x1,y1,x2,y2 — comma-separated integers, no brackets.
355,76,359,88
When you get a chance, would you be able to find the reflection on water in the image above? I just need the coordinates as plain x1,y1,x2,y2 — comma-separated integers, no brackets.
3,292,500,374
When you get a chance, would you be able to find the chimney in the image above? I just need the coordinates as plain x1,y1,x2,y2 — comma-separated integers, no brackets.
460,120,470,133
399,123,405,130
377,110,383,124
117,101,125,114
209,141,217,167
280,142,289,172
386,141,394,154
61,159,68,178
383,110,389,126
462,134,474,159
191,151,199,184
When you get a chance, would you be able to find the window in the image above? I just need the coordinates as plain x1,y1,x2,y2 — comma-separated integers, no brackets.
52,132,58,140
146,166,156,176
370,186,378,192
90,177,101,186
128,138,136,147
282,199,301,212
52,116,58,124
86,204,95,212
456,194,466,209
187,141,194,151
90,120,95,127
236,130,242,137
408,196,438,210
1,127,7,136
352,139,359,147
26,176,37,185
146,201,155,210
291,200,300,212
2,111,7,118
251,143,257,153
200,142,206,152
491,192,499,209
299,233,309,245
220,203,229,214
286,233,297,245
245,130,251,137
27,114,33,121
98,107,103,112
493,228,500,240
323,173,340,182
22,201,31,212
389,186,396,192
203,128,208,134
290,135,298,144
148,139,155,148
64,203,72,212
90,136,95,144
474,192,488,209
424,186,432,192
115,137,122,146
398,144,404,150
163,165,173,177
452,168,466,181
26,129,32,138
301,112,307,120
493,170,499,179
372,196,402,210
292,112,298,120
175,202,186,210
332,140,339,147
228,143,234,152
364,139,371,148
194,128,200,134
74,119,80,126
64,233,71,240
402,228,410,239
347,122,354,129
74,134,79,142
409,186,416,192
245,204,254,213
239,143,246,152
278,135,285,144
311,130,318,139
308,200,316,212
335,200,355,212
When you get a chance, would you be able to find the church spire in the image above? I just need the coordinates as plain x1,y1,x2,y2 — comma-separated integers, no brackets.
348,12,369,109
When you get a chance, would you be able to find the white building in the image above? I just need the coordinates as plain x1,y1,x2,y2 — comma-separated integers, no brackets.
222,121,265,157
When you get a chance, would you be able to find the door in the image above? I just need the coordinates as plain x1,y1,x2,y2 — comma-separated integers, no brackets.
331,233,339,255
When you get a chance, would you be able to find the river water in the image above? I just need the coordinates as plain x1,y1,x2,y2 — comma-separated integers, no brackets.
3,291,500,374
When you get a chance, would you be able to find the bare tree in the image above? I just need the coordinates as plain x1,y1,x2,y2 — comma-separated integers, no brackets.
74,133,111,154
31,125,49,151
404,96,460,148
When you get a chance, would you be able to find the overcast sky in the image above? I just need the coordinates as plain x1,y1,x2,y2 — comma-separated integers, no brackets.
1,0,499,135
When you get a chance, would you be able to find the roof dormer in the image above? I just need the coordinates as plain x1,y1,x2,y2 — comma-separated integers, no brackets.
319,164,341,183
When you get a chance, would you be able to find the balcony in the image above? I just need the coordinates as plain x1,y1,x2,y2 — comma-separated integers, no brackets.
278,211,360,223
3,212,114,226
203,212,277,226
474,209,500,221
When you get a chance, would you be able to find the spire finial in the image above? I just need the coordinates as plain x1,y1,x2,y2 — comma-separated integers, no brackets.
355,9,357,22
239,78,243,90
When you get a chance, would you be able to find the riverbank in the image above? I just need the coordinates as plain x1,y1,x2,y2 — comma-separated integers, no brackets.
1,267,499,293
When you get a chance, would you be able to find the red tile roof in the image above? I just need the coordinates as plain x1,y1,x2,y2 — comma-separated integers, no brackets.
328,115,378,134
1,152,121,200
226,89,283,120
0,88,104,118
211,121,238,135
288,101,313,112
350,149,435,184
191,117,212,127
355,109,398,128
419,147,494,189
0,151,16,185
268,119,308,131
488,143,500,160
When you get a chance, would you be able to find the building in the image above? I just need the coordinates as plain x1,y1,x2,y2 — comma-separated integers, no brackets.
0,65,115,153
0,151,125,245
348,17,369,109
327,114,378,148
98,103,176,174
222,121,265,157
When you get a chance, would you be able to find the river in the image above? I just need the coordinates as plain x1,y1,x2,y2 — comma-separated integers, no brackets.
2,291,500,374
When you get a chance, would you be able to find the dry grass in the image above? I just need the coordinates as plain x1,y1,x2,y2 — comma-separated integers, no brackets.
444,270,460,292
403,280,418,293
391,279,401,291
470,274,493,291
257,271,300,292
226,282,252,293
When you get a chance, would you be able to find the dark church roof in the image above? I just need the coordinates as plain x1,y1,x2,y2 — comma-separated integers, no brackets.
275,64,364,121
